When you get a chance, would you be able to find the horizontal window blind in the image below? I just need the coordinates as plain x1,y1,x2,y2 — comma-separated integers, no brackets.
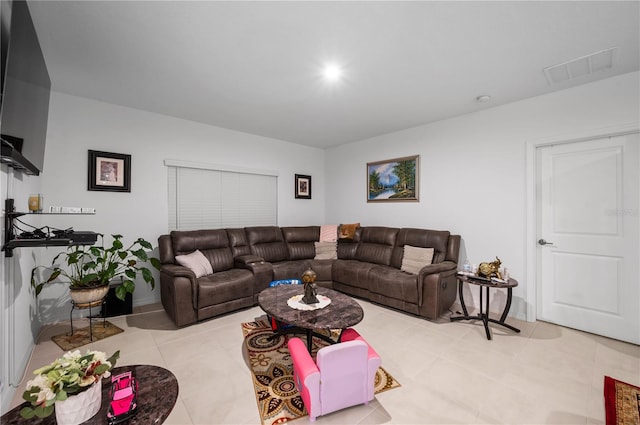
167,163,277,231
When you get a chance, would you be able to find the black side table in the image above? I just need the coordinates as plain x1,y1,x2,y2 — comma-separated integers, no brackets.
450,274,521,340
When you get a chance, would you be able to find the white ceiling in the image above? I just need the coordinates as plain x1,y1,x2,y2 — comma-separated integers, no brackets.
27,1,640,149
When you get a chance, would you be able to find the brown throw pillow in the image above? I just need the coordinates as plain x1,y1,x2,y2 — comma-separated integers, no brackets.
338,222,360,239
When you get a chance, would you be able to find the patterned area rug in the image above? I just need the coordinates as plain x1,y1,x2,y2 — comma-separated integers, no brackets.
242,320,400,425
604,376,640,425
52,321,124,351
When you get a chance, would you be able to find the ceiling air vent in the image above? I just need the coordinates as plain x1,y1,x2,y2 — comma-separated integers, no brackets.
543,47,617,85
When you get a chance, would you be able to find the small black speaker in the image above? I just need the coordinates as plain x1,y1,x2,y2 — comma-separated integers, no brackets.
100,284,132,317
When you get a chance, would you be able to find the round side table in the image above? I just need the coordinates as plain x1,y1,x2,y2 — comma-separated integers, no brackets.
450,274,521,340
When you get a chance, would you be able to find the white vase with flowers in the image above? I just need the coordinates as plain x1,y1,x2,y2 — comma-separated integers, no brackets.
20,349,119,424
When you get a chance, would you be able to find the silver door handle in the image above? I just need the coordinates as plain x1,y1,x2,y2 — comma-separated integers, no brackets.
538,239,555,246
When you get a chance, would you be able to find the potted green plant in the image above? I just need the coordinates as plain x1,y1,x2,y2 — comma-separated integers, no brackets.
20,349,119,421
31,234,161,303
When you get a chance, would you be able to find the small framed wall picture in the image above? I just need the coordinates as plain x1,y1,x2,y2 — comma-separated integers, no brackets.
295,174,311,199
88,150,131,192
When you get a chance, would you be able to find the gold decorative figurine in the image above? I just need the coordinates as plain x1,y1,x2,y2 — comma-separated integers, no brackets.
477,257,503,279
301,268,319,304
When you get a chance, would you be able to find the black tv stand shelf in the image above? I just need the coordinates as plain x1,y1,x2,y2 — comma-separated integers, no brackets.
4,237,78,247
2,198,97,257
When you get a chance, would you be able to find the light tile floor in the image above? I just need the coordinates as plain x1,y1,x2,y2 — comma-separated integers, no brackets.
8,301,640,424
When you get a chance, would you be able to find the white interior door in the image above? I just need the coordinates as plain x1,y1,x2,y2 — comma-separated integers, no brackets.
537,133,639,344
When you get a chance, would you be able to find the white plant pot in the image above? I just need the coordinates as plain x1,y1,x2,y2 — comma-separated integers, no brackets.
69,284,109,306
55,380,102,425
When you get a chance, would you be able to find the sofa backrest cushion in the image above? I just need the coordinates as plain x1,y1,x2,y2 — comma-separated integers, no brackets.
391,228,451,268
337,239,358,259
354,227,398,266
336,227,361,259
169,229,234,272
226,228,251,257
281,226,319,260
245,226,289,262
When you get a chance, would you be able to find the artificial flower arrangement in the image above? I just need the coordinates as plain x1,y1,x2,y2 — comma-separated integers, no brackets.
20,349,120,419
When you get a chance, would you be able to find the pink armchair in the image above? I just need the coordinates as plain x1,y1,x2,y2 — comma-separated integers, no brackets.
288,328,381,421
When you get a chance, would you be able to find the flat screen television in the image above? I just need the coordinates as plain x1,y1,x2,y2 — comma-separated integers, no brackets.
0,0,51,175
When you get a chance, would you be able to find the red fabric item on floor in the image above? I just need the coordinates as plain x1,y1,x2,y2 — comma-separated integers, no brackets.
604,375,640,425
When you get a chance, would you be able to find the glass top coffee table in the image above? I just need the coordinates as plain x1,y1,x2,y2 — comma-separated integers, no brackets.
258,285,364,352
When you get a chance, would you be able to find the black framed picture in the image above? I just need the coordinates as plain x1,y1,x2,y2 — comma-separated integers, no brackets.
88,150,131,192
295,174,311,199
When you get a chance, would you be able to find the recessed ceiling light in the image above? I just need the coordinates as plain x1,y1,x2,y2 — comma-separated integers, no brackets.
476,95,491,103
322,63,343,82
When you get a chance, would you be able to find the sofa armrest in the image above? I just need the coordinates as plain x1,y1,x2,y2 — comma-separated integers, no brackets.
418,260,457,276
417,261,457,309
288,338,320,420
233,257,274,297
288,338,319,378
340,328,381,401
234,254,265,267
161,263,197,279
160,264,199,304
159,265,199,327
416,260,458,317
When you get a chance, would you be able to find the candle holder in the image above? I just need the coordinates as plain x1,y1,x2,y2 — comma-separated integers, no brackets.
28,194,43,213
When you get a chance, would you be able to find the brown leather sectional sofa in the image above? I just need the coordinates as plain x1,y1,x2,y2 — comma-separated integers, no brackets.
158,226,460,327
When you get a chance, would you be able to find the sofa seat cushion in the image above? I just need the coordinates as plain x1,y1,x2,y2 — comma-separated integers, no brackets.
196,269,254,308
308,259,333,282
332,260,375,290
368,265,419,304
272,260,312,281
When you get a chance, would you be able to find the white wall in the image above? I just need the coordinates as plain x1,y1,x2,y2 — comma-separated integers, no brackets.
324,71,640,320
2,91,327,411
34,92,326,322
1,167,44,411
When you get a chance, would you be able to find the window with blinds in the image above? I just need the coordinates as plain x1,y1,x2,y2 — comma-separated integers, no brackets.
167,161,278,231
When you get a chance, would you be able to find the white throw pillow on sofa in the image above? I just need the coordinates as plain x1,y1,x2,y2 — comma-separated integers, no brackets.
175,249,213,277
401,245,434,274
314,241,337,260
